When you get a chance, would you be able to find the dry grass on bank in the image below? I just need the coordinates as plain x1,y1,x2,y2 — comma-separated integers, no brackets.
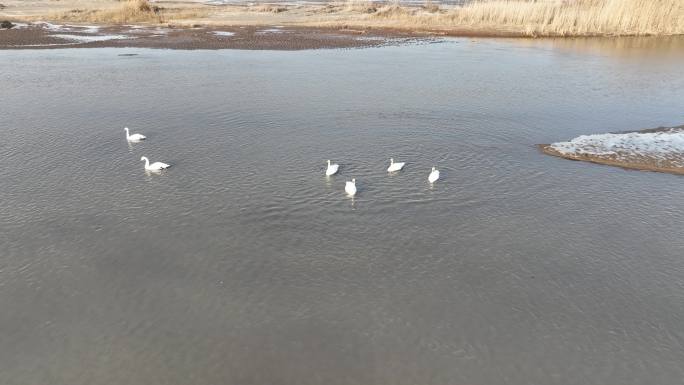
51,0,162,23
331,0,683,36
49,0,206,24
344,0,378,14
444,0,684,36
14,0,684,35
247,4,288,13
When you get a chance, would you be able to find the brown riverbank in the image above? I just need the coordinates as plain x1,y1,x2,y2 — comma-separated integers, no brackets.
539,126,684,176
0,22,432,50
1,0,682,39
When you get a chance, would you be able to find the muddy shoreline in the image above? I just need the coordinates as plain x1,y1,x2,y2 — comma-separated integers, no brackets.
539,144,684,175
0,23,436,50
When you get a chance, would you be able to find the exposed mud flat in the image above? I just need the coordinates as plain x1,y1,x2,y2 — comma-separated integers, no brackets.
540,125,684,175
0,22,430,50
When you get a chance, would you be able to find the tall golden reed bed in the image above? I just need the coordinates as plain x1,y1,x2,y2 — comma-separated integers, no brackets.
444,0,683,36
367,0,683,36
44,0,684,36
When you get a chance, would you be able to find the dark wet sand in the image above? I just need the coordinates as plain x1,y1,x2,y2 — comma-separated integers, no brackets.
0,24,430,50
539,144,684,175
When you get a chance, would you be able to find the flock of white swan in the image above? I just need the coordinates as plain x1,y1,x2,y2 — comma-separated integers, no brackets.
126,127,440,196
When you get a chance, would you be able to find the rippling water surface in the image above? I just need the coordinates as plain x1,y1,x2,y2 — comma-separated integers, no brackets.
2,37,684,385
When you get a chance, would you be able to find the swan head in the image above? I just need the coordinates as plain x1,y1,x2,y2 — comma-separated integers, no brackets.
327,160,330,166
140,156,147,161
432,166,436,172
390,158,394,164
124,127,129,132
352,178,356,183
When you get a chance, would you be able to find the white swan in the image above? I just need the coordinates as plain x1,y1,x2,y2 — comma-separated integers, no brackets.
387,158,405,172
141,156,170,172
428,166,440,183
325,160,339,176
124,127,146,142
345,178,357,196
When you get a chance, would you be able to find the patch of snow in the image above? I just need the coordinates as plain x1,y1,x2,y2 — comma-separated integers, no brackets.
12,42,80,47
72,25,101,34
32,22,100,33
257,28,285,34
1,22,29,30
549,128,684,165
33,22,71,31
355,36,386,41
51,34,131,42
126,27,169,34
211,31,235,37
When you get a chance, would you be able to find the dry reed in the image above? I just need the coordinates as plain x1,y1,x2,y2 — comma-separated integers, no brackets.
344,0,378,14
248,4,288,13
371,0,684,36
51,0,163,23
49,0,206,24
35,0,684,35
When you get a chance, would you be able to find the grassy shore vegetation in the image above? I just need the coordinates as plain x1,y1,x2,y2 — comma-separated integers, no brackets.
50,0,206,24
27,0,684,36
356,0,683,36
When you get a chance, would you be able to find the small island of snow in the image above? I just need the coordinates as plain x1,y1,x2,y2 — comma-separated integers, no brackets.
540,126,684,175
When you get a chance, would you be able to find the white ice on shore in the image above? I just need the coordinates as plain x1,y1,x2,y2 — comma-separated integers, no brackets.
126,26,170,34
32,22,101,33
1,22,29,29
33,22,68,31
52,34,130,42
549,128,684,165
212,31,236,37
74,25,101,34
257,27,285,34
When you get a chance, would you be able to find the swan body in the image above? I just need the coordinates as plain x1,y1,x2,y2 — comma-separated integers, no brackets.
345,178,357,196
428,166,440,183
141,156,170,172
124,127,146,142
325,160,339,176
387,158,405,172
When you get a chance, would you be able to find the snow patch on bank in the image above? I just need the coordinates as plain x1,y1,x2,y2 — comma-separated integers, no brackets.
33,22,68,31
212,31,235,37
549,128,684,165
1,22,29,30
31,22,101,33
52,34,131,42
257,28,285,34
74,25,101,34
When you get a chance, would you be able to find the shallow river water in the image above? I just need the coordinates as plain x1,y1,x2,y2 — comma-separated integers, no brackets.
2,37,684,385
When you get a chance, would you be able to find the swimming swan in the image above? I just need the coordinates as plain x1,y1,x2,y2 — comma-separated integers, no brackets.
124,127,146,142
326,160,339,176
428,167,440,183
345,178,357,196
141,156,170,172
387,158,405,172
